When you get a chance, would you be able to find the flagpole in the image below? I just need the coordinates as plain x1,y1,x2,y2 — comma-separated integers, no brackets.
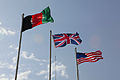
55,55,56,80
49,30,52,80
75,47,79,80
14,13,24,80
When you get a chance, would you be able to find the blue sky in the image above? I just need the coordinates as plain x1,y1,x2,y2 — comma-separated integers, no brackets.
0,0,120,80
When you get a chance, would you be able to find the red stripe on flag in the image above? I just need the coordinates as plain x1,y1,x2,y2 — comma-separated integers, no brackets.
32,13,43,27
56,40,66,48
77,50,103,64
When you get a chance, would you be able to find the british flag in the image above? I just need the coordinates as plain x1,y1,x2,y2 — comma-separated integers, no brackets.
52,32,82,48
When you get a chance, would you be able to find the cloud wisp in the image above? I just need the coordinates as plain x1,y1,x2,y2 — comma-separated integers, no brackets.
21,51,41,62
0,74,9,80
0,27,15,36
0,61,16,70
0,22,2,25
36,61,68,79
9,45,47,63
17,70,31,80
9,70,32,80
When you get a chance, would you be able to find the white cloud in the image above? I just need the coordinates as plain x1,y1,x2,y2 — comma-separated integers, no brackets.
12,56,17,64
7,30,15,35
8,64,16,70
21,51,40,61
0,61,16,70
17,70,31,80
0,22,2,25
0,77,8,80
42,59,47,62
51,62,68,78
36,70,47,75
9,45,13,48
9,44,18,51
56,64,68,78
9,45,47,63
44,75,48,79
0,27,15,36
9,45,47,66
40,63,44,66
10,70,31,80
0,74,8,80
0,74,6,78
0,62,8,68
36,62,68,79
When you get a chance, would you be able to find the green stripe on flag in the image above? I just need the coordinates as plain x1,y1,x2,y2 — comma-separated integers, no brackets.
42,7,54,24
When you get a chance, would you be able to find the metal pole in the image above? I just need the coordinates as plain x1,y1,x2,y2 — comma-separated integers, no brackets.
55,56,56,80
49,30,52,80
75,48,79,80
14,13,24,80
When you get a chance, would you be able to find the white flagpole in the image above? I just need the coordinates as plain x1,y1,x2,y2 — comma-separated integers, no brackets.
55,56,56,80
49,30,52,80
14,13,24,80
75,47,79,80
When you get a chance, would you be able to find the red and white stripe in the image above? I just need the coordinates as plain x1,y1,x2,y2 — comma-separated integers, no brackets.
77,50,103,64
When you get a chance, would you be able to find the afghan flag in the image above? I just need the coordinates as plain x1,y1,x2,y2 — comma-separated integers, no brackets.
22,6,54,32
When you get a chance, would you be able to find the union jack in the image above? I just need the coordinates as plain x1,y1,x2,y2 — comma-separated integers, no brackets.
52,32,82,48
77,50,103,64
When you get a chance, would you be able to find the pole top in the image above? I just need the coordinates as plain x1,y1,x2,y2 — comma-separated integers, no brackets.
75,47,77,53
75,47,77,50
22,13,24,16
22,13,24,19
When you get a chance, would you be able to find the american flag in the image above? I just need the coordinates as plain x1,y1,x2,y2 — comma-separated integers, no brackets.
77,50,103,64
52,32,82,48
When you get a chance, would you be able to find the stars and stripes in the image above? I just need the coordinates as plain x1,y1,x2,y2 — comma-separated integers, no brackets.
77,50,103,64
52,32,82,48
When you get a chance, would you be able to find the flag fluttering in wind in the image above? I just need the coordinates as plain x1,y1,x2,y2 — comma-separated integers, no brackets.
77,50,103,64
52,32,82,48
22,6,54,32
